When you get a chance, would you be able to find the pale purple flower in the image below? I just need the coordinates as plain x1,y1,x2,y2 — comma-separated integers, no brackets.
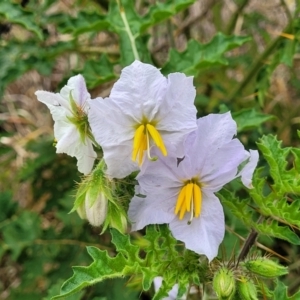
35,75,96,175
88,60,197,179
129,112,258,261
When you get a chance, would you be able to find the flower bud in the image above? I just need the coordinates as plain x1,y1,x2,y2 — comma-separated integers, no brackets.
242,258,288,278
213,267,236,300
85,191,108,227
237,277,258,300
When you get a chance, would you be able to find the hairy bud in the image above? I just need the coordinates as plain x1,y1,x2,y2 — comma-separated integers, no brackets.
237,277,258,300
85,192,108,227
213,267,236,300
242,258,288,278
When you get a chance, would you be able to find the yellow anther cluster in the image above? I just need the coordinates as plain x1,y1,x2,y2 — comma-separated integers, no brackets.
132,123,167,165
175,182,202,221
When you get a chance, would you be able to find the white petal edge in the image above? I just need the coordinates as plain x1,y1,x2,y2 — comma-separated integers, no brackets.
239,149,259,188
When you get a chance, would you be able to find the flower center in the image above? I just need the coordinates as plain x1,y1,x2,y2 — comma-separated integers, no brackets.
132,123,167,166
175,180,202,223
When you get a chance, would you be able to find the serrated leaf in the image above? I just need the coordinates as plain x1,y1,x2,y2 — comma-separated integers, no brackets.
111,229,141,262
257,135,300,195
218,189,253,226
254,219,300,245
52,246,128,299
232,108,275,132
0,2,43,39
162,33,251,75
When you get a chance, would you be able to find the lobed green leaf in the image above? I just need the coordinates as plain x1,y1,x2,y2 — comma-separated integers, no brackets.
0,2,43,39
232,108,275,132
162,33,251,75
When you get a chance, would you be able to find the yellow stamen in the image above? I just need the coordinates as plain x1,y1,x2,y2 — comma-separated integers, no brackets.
185,183,193,212
193,184,202,218
138,134,147,166
179,202,187,220
175,182,203,222
132,124,145,162
175,185,187,215
146,124,167,156
132,122,167,165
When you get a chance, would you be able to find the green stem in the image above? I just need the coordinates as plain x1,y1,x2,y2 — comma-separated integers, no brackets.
117,0,140,61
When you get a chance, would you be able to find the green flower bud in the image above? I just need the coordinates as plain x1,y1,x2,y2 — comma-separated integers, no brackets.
237,277,258,300
242,258,288,278
213,267,236,300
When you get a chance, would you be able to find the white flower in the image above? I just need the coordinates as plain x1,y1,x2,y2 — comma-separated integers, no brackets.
128,112,258,261
88,60,197,179
35,75,96,175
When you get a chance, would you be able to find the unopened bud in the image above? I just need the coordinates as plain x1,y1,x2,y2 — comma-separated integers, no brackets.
213,267,236,300
85,192,108,227
237,277,258,300
242,258,288,278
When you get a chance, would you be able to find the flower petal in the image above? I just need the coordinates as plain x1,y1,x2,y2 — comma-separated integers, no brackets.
102,142,138,179
185,112,237,171
60,74,91,108
239,149,259,188
109,60,167,121
35,91,71,113
201,139,247,191
169,192,224,261
156,73,197,156
128,188,178,231
88,97,135,147
56,125,96,175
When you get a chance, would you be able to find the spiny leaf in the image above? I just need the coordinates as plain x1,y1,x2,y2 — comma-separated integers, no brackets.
111,228,141,263
257,135,300,195
51,247,127,299
218,189,253,227
161,33,251,75
254,219,300,245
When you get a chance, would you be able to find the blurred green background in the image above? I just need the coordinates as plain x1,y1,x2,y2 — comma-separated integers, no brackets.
0,0,299,299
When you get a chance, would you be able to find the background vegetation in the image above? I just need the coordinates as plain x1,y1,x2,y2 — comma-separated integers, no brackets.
0,0,299,299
